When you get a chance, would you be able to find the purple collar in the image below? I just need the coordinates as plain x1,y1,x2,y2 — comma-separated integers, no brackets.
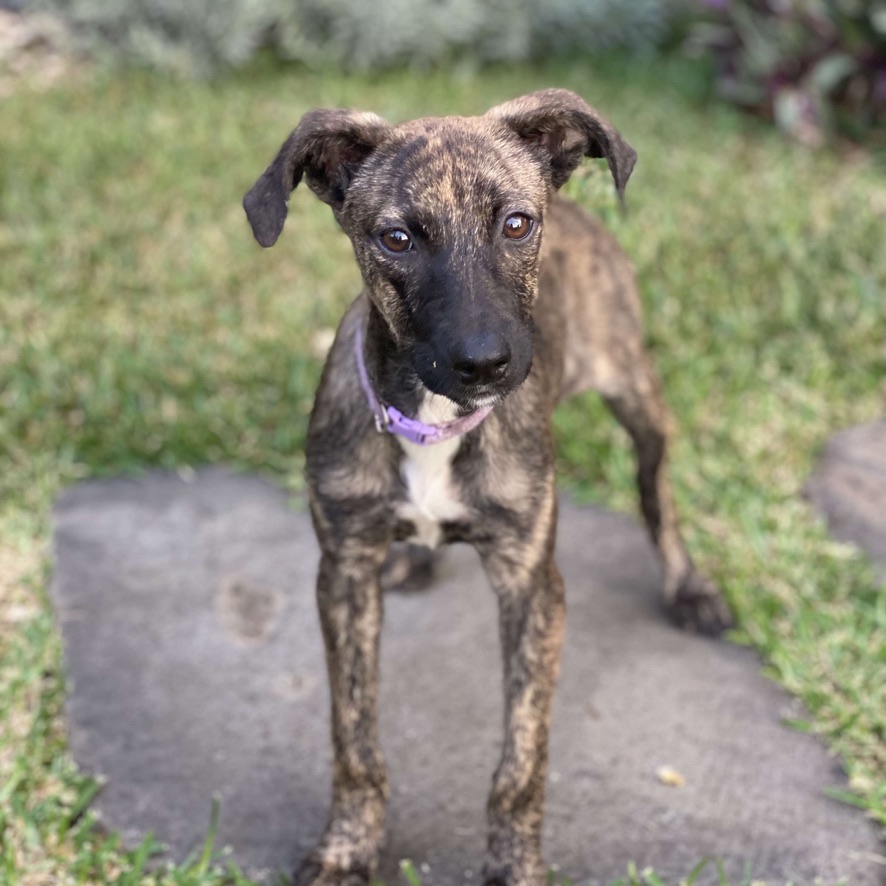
354,324,493,446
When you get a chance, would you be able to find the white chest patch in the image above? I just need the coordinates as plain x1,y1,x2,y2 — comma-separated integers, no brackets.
396,394,468,548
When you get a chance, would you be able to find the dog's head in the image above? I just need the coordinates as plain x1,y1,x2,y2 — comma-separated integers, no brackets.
244,90,636,411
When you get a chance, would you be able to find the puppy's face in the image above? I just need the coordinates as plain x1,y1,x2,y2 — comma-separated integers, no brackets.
243,90,636,411
340,118,547,409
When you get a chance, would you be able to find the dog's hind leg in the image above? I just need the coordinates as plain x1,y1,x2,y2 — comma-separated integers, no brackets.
479,490,565,886
542,200,730,633
380,543,437,592
296,538,390,886
600,354,733,635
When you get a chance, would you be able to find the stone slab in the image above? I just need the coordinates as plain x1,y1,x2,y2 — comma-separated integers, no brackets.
806,420,886,580
50,468,883,885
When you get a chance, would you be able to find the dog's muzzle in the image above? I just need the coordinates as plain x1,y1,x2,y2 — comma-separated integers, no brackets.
411,330,532,410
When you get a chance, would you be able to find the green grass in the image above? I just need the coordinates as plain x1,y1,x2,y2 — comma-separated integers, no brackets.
1,52,884,884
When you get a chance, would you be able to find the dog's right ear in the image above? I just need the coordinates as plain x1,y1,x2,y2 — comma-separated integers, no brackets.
243,108,391,248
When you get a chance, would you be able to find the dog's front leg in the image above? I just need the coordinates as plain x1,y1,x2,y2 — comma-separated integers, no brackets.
480,506,566,886
297,542,389,886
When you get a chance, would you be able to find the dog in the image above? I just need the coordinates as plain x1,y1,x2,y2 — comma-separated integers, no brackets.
243,89,733,886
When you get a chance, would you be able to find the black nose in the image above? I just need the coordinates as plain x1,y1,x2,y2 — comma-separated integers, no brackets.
451,333,511,386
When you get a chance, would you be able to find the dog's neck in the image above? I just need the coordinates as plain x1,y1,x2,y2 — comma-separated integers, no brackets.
357,304,492,446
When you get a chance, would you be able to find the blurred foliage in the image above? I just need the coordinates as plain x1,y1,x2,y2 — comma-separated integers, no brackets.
688,0,886,145
31,0,688,75
28,0,290,74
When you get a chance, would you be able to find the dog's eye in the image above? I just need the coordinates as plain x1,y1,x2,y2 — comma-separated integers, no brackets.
503,213,533,241
380,229,412,253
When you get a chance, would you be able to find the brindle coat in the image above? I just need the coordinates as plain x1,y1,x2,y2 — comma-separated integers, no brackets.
243,90,733,886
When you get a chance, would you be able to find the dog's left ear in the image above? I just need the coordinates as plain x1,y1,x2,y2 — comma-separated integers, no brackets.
486,89,637,199
243,108,391,247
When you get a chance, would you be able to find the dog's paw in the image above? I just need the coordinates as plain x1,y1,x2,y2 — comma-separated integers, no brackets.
666,570,734,637
380,543,437,592
294,858,371,886
482,857,546,886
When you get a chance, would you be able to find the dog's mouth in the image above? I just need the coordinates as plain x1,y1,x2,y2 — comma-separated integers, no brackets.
420,381,505,414
414,371,501,412
460,387,506,412
414,356,532,414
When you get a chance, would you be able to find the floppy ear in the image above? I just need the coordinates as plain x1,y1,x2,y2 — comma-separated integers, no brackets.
243,108,391,247
486,89,637,200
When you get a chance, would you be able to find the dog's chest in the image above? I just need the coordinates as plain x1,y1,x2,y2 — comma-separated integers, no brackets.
396,395,467,548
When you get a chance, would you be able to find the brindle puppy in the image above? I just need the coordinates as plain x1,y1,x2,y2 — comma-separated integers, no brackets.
243,90,732,886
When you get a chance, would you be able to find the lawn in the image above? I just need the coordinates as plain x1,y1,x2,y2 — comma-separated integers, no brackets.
0,52,884,884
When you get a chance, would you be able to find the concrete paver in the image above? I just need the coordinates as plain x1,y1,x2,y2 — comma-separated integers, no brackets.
807,419,886,580
50,468,883,885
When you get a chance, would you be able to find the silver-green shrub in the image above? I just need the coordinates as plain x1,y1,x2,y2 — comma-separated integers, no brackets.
31,0,687,74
